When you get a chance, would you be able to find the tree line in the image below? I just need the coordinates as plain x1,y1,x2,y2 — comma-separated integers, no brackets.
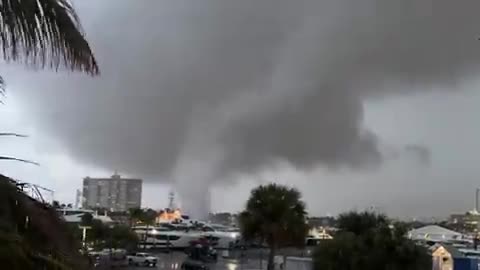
239,183,432,270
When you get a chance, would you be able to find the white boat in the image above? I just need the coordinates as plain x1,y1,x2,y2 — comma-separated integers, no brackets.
132,221,240,249
56,208,113,223
132,225,200,249
199,223,240,249
157,217,241,249
305,227,333,246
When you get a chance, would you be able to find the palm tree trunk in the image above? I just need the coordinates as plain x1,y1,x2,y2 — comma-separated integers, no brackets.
267,245,276,270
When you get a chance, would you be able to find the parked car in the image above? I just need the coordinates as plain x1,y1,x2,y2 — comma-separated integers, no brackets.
181,259,209,270
127,252,158,267
186,239,218,262
110,250,129,268
89,249,128,268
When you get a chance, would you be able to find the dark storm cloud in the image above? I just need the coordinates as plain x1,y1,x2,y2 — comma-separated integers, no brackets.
404,144,431,166
6,0,480,215
382,143,431,167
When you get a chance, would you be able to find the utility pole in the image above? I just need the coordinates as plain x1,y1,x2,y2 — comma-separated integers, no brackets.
79,225,91,248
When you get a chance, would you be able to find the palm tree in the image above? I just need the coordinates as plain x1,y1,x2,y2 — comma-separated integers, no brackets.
239,183,309,270
0,133,40,164
0,0,99,84
0,0,99,161
336,210,389,236
142,208,158,226
142,209,157,249
128,207,144,227
128,208,156,249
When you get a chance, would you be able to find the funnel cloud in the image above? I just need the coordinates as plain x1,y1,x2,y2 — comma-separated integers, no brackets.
5,0,480,217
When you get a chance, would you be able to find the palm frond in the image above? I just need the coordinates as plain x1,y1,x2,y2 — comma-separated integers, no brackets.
0,76,4,92
0,132,28,137
0,0,99,75
0,76,4,104
0,156,39,165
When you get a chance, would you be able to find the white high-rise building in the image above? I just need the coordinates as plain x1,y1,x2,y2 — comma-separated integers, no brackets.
82,173,142,211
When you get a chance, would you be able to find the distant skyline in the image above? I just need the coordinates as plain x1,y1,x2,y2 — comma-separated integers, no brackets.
1,0,480,219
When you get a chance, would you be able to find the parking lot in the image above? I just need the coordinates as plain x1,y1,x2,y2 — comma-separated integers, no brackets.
125,251,269,270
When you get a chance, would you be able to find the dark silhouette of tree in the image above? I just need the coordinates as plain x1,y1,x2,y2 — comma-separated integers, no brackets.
52,200,61,209
143,208,158,225
0,174,90,269
127,208,157,227
141,208,157,249
70,218,138,251
128,207,144,227
313,211,431,270
87,219,107,247
239,183,308,270
0,0,99,85
336,211,388,235
105,225,139,250
80,212,93,226
0,0,99,161
0,1,99,267
127,208,157,249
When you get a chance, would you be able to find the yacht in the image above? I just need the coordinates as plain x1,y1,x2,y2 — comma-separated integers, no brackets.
199,223,241,248
132,220,240,249
56,208,113,223
305,227,333,246
133,225,201,249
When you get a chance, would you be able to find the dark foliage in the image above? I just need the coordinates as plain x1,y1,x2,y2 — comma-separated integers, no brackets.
0,0,98,75
239,183,308,270
314,211,431,270
0,174,90,269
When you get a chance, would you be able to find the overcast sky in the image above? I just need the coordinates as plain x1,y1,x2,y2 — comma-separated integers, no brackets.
1,0,480,219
